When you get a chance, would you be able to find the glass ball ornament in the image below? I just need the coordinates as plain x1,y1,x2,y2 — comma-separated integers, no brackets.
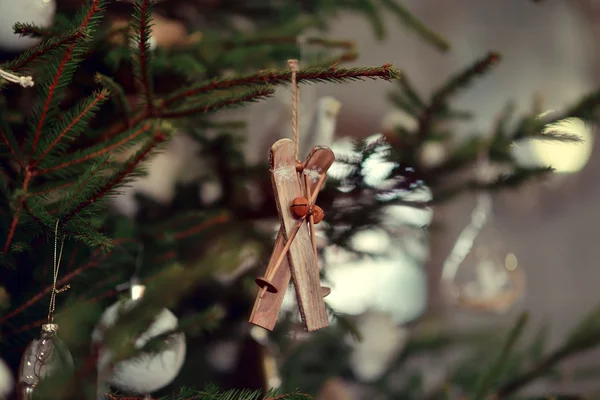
0,0,56,51
446,219,526,315
18,324,74,400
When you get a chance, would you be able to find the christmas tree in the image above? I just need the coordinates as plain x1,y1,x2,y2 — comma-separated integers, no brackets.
0,0,599,399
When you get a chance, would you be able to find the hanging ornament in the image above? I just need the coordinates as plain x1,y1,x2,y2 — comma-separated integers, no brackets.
441,152,526,314
347,311,410,383
249,59,334,333
92,245,186,398
419,141,447,169
0,0,56,51
0,357,13,399
18,221,73,399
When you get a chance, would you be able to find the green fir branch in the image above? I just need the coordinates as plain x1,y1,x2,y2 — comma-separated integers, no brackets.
12,23,59,38
472,166,554,190
28,0,106,159
160,86,276,119
472,312,528,400
432,52,501,103
94,74,132,120
34,122,154,176
129,0,156,110
164,64,400,107
31,88,110,166
0,114,25,169
497,319,600,396
417,52,501,139
2,30,85,72
61,130,169,225
378,0,451,51
562,88,600,120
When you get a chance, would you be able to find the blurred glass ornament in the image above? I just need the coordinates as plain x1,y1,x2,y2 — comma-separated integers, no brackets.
0,356,13,399
419,141,446,169
18,324,74,400
441,155,526,314
93,247,186,398
0,0,55,51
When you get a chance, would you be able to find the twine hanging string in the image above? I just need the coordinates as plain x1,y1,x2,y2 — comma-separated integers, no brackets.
47,220,70,324
287,59,300,161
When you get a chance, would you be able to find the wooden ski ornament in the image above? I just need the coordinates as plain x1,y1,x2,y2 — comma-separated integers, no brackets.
250,146,335,331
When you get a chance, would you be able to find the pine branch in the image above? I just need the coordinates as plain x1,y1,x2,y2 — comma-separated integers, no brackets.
2,169,33,254
29,0,106,158
106,386,312,400
33,122,154,176
160,86,276,118
31,88,110,167
100,63,399,141
94,73,132,122
0,241,120,324
473,312,528,400
12,23,59,38
130,0,155,111
2,30,85,72
164,63,400,108
562,88,600,120
417,52,501,139
62,130,167,223
0,118,25,169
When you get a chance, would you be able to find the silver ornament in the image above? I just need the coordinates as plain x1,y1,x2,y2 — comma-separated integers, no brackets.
18,324,74,399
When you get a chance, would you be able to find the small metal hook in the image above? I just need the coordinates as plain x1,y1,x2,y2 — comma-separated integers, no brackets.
114,242,146,300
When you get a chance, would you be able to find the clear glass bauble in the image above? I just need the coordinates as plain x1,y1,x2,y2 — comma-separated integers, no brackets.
18,324,74,399
447,218,526,315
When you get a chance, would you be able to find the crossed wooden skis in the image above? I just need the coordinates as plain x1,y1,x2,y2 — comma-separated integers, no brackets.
249,139,334,332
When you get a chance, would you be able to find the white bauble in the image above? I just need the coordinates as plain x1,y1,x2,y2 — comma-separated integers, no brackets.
92,300,186,396
111,134,202,218
347,311,409,382
0,357,13,399
511,116,593,174
0,0,55,51
419,142,446,169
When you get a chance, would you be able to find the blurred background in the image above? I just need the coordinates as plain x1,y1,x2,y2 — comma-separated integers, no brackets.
2,0,600,398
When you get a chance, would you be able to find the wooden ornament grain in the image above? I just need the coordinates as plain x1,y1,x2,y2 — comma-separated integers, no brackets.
271,139,328,331
249,143,335,331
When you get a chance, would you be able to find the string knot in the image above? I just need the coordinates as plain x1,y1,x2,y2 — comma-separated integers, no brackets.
287,59,299,73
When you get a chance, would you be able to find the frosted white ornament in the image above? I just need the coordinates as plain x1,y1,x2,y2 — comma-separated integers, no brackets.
347,311,409,382
0,357,13,399
0,0,56,51
92,292,186,396
511,116,593,174
419,141,446,168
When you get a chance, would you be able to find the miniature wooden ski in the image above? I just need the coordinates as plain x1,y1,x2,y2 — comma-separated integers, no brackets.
249,146,334,331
